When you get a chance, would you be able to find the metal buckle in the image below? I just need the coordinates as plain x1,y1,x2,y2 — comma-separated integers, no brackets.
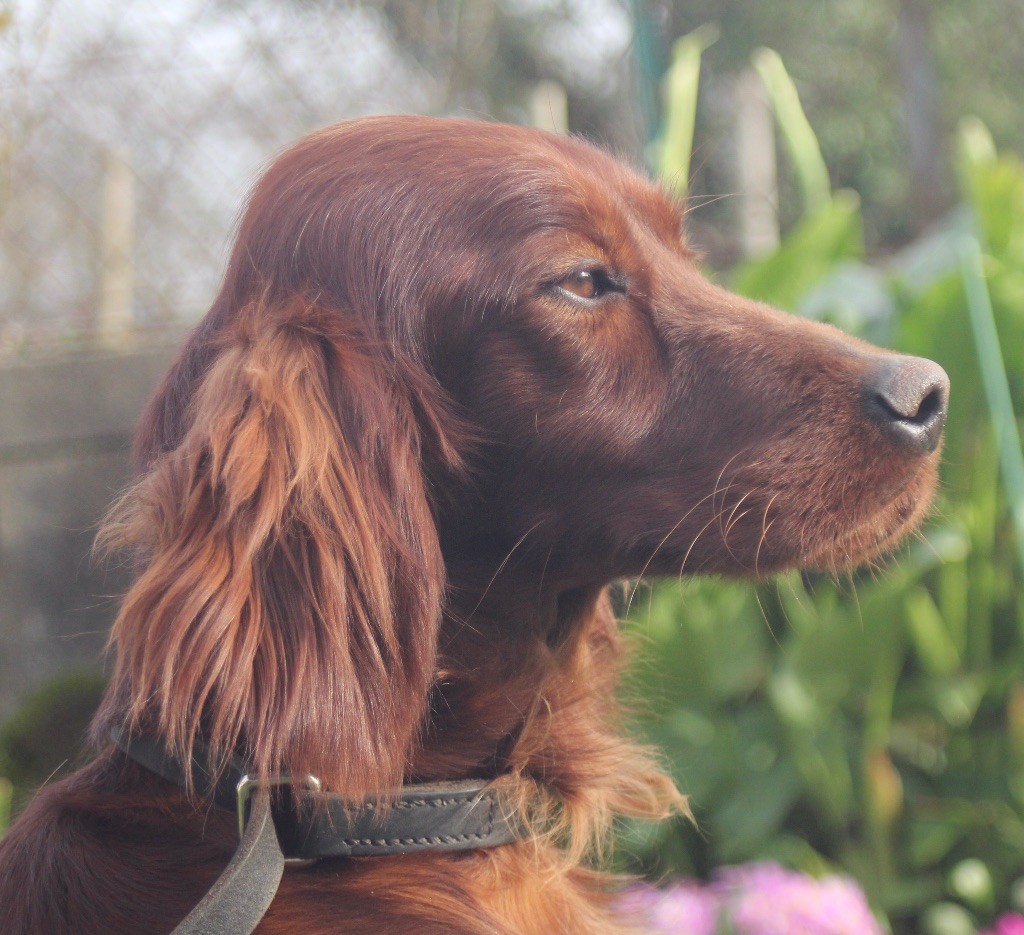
235,773,322,840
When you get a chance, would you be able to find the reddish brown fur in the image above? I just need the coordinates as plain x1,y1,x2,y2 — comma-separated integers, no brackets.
0,116,943,934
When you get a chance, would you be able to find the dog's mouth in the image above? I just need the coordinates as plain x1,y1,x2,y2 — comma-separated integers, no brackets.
676,448,942,579
798,474,936,574
642,456,939,580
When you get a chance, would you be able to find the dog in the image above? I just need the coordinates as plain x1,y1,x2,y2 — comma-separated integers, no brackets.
0,116,948,934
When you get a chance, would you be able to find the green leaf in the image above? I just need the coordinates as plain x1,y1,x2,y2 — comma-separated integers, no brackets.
947,858,994,912
905,587,961,677
906,814,971,869
0,778,10,838
960,236,1024,579
732,191,863,310
958,117,1024,264
752,47,831,215
714,756,803,860
920,902,977,935
653,24,718,197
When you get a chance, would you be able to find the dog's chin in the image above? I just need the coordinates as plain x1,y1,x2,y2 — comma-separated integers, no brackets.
658,460,940,580
794,468,939,575
797,494,927,573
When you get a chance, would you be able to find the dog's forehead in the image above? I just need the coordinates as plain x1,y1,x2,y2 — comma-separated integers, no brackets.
317,115,684,243
241,117,690,301
459,123,684,243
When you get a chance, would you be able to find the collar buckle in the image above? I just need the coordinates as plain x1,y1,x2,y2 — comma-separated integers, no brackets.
235,773,322,840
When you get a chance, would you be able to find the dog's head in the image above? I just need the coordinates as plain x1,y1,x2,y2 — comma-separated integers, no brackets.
99,116,946,790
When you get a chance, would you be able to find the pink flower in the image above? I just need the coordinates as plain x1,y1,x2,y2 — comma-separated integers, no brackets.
717,863,883,935
617,863,883,935
617,882,720,935
981,913,1024,935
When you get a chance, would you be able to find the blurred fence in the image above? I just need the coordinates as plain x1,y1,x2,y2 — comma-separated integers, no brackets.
0,0,457,718
0,1,772,358
0,345,178,719
0,0,600,719
0,0,447,356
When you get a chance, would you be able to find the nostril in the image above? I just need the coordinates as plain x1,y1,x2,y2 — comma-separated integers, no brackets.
874,383,944,426
864,356,949,455
913,386,944,425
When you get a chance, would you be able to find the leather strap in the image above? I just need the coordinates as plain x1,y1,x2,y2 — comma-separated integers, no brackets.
111,727,524,858
111,728,246,814
170,790,284,935
112,728,527,934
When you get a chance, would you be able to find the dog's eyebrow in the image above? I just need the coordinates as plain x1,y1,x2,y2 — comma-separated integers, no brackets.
625,183,695,254
614,179,688,242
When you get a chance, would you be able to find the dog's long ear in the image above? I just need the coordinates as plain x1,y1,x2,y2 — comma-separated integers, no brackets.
95,297,446,794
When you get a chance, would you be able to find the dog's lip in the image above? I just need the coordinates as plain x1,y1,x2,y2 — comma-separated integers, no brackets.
800,484,930,572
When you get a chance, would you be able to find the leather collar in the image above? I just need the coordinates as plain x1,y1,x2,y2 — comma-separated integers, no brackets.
111,726,525,860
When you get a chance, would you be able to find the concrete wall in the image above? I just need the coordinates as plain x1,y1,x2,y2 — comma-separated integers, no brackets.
0,343,182,721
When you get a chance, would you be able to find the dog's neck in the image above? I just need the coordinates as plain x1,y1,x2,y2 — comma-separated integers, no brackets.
412,560,683,862
411,562,602,782
445,556,604,638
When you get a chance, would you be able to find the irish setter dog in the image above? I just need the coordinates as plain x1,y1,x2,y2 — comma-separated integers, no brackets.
0,116,947,934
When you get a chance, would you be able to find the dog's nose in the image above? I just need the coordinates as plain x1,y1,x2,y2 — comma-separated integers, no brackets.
863,356,949,454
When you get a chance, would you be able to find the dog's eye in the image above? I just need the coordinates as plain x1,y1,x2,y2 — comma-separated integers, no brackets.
556,267,622,302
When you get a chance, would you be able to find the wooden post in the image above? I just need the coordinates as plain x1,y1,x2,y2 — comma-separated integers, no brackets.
97,146,135,348
896,0,947,230
530,80,568,135
735,67,779,258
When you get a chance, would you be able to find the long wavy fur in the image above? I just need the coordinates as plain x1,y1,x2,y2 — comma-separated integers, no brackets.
94,295,444,795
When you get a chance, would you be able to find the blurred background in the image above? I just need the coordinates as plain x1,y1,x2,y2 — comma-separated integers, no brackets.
1,2,1023,933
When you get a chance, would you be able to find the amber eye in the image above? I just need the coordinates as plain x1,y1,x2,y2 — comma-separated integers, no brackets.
556,267,622,302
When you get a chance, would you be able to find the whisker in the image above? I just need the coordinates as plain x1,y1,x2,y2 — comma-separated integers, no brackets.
536,544,555,616
686,191,741,212
723,491,755,539
679,512,725,577
464,520,545,625
624,482,738,619
847,568,864,630
753,492,782,578
753,589,781,647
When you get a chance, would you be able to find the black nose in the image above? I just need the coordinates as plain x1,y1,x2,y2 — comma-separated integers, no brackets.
863,356,949,455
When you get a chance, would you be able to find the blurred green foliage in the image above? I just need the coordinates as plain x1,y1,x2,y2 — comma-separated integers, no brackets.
366,1,1022,256
621,44,1024,935
0,778,10,838
0,672,106,814
660,0,1024,252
